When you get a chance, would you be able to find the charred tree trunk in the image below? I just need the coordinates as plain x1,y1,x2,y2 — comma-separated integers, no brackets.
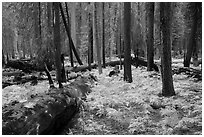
53,2,63,88
184,3,199,67
160,2,175,97
146,2,155,71
123,2,132,83
88,2,93,70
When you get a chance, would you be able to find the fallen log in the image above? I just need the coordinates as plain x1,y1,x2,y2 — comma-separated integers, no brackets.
68,57,159,73
2,71,24,77
172,66,201,81
2,76,92,135
132,57,159,71
6,60,37,73
2,75,47,89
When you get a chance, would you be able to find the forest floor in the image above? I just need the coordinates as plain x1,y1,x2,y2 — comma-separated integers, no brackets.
61,60,202,135
2,59,202,135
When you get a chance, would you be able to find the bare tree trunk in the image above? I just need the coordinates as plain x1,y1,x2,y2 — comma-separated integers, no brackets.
124,2,132,83
77,3,82,52
102,2,106,68
38,2,42,57
160,2,175,97
2,49,5,66
29,38,33,59
59,3,83,66
184,3,199,67
88,2,93,70
71,3,80,60
94,2,102,74
146,2,155,71
119,3,123,70
65,3,74,67
53,2,63,88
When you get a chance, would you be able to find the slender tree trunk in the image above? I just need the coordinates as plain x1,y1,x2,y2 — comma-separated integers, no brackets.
29,38,33,59
53,2,63,88
88,2,93,70
94,2,102,74
38,2,42,56
71,3,80,60
6,52,9,64
184,3,199,67
146,2,155,71
77,3,82,52
65,3,74,67
160,2,175,97
59,3,83,66
109,3,112,61
192,40,199,66
119,3,123,70
102,2,106,68
22,39,26,58
2,50,5,66
124,2,132,83
34,3,39,53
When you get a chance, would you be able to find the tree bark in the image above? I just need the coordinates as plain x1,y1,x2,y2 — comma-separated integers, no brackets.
94,3,102,74
160,2,175,97
184,3,199,67
102,2,106,68
2,49,5,66
123,2,132,83
59,3,83,66
88,2,93,70
146,2,155,71
65,3,74,67
53,2,63,88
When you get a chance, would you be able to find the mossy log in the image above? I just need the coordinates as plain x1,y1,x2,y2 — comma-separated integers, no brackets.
2,76,92,135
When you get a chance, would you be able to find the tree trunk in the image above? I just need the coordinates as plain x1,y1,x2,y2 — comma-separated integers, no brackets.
94,3,102,74
160,2,175,97
102,2,106,68
146,2,155,71
65,3,74,67
184,2,199,67
59,3,83,66
29,38,33,59
119,3,123,70
34,2,39,52
192,40,199,66
2,49,5,66
37,2,42,58
53,2,63,88
77,3,82,52
88,2,93,70
71,3,80,60
71,3,76,48
123,2,132,83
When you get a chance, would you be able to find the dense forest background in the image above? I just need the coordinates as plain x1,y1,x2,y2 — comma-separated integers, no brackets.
2,2,202,67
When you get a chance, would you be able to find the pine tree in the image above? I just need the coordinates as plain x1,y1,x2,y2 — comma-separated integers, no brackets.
124,2,132,83
160,2,175,96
